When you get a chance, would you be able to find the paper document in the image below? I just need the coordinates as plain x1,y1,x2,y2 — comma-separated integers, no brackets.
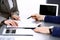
7,18,38,28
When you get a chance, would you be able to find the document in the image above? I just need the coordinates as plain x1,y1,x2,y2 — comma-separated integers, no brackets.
7,18,38,28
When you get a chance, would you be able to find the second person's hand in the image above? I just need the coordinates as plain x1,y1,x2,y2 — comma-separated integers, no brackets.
34,27,50,34
31,14,45,21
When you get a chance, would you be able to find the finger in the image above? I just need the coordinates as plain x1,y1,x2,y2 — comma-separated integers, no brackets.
13,17,18,20
6,23,10,26
31,14,37,16
14,16,20,20
34,28,39,32
34,29,39,32
9,21,17,26
34,27,41,32
17,17,20,20
32,17,36,19
32,17,38,21
9,22,14,26
12,21,17,26
14,21,18,26
13,20,18,26
4,21,10,26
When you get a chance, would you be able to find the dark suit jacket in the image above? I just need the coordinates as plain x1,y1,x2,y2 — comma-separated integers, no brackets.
0,0,19,26
44,16,60,37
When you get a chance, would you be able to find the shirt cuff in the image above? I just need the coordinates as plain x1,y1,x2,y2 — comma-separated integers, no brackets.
49,26,54,34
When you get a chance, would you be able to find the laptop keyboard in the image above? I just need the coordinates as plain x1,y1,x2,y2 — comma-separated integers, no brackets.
0,37,14,40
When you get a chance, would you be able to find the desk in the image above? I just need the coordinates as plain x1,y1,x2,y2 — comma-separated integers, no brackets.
0,22,60,40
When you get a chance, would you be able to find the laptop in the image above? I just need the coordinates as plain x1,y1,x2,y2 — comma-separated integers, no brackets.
39,4,59,16
2,28,35,36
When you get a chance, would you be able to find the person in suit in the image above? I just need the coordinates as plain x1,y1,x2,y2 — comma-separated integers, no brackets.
0,0,20,27
31,14,60,37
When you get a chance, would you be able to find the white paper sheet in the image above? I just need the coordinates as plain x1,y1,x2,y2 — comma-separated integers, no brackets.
7,18,38,28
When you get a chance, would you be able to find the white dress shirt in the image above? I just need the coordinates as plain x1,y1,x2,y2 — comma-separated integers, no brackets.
8,0,13,9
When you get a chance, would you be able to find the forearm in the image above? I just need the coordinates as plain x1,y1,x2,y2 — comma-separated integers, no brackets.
51,27,60,37
44,16,60,24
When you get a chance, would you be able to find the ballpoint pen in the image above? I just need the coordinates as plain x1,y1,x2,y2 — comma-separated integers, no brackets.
37,24,41,27
27,16,36,19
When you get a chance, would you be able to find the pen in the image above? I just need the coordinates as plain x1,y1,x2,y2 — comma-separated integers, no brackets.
37,24,41,27
27,16,31,19
27,16,36,19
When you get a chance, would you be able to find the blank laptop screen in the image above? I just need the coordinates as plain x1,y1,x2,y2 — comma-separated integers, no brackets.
39,4,59,16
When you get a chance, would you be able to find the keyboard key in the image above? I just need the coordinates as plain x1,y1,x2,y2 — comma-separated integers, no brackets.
6,29,10,33
11,30,16,33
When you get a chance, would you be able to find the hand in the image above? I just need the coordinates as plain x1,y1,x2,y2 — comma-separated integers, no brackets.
34,27,50,34
4,20,18,27
31,14,45,21
11,15,20,20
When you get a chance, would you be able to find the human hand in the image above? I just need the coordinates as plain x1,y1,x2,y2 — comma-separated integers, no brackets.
31,14,45,21
4,20,18,27
34,27,50,34
11,15,20,20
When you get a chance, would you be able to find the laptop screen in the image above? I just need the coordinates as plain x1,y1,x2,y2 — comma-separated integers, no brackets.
39,4,59,16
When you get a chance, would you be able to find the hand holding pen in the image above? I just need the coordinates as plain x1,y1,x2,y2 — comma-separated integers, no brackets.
27,14,45,21
27,14,41,21
27,16,38,21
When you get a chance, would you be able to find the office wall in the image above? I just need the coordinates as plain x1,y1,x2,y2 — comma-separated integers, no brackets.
17,0,47,19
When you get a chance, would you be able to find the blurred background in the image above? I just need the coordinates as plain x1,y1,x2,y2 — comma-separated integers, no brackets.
16,0,46,19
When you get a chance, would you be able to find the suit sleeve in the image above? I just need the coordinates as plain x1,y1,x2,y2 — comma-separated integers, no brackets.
44,16,60,24
11,11,19,16
51,27,60,37
11,0,19,16
0,16,6,27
